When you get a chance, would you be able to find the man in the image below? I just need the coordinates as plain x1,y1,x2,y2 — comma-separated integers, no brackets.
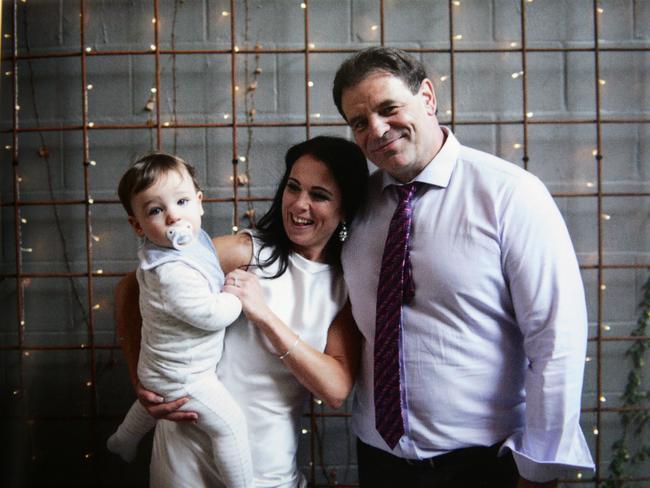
333,47,594,488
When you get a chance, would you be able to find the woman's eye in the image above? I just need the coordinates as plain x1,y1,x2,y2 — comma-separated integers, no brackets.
311,192,329,202
286,181,300,192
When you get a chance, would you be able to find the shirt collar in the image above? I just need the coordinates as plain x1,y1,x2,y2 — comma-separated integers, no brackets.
380,126,460,190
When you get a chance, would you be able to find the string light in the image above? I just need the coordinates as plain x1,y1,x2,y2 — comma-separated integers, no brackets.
88,197,94,204
5,145,12,150
232,226,239,233
301,428,309,434
24,351,30,357
3,34,11,39
221,11,230,17
234,46,240,52
312,113,321,118
511,71,524,79
510,42,518,48
314,399,323,405
308,43,316,50
600,284,607,290
88,122,94,127
439,75,449,82
601,213,611,220
592,149,598,156
93,304,101,310
593,427,599,435
20,320,25,326
150,44,157,51
599,395,607,403
513,143,522,149
86,84,93,90
586,182,595,188
576,473,583,480
445,109,452,115
599,79,606,86
96,269,104,274
453,34,463,40
526,112,534,118
602,324,611,331
239,156,247,162
21,247,33,253
21,218,27,224
150,87,157,93
86,380,93,387
371,25,378,31
85,46,92,53
307,81,314,87
163,121,170,127
15,105,21,111
597,7,604,14
452,0,461,5
300,2,306,9
585,356,592,362
5,71,12,76
152,17,156,23
223,113,230,119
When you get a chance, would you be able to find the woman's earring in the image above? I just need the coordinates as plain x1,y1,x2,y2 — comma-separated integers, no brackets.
338,221,348,242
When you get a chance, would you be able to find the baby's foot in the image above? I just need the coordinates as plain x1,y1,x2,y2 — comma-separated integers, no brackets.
106,432,137,463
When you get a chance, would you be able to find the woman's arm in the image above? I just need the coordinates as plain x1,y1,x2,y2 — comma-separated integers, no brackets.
213,233,253,273
224,269,360,409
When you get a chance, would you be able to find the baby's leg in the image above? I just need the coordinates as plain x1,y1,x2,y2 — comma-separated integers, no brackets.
107,401,156,462
185,374,253,488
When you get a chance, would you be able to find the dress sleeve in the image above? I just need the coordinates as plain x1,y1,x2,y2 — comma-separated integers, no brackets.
156,262,242,331
499,174,594,482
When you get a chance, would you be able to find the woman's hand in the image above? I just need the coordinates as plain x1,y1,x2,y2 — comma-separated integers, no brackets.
136,382,197,422
223,269,273,327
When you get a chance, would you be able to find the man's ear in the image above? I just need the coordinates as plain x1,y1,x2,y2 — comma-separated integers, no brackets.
419,78,437,116
197,190,204,216
128,215,145,237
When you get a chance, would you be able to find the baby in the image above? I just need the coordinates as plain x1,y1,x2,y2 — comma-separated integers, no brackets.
107,152,253,488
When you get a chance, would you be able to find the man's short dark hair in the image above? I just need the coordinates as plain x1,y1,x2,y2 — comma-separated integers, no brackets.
332,47,428,119
118,152,200,216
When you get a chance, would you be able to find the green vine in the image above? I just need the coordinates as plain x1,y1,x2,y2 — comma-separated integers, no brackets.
603,275,650,488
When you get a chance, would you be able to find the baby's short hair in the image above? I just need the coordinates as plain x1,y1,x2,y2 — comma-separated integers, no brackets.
118,152,200,216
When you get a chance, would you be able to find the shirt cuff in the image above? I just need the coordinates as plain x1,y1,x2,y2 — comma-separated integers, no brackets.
499,431,595,483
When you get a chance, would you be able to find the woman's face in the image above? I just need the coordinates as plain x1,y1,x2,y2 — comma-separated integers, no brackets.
281,154,344,262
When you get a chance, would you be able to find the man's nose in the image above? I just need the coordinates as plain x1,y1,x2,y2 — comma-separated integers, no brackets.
368,116,389,139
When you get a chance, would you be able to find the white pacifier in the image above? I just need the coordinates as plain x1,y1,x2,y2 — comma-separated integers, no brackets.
166,220,195,250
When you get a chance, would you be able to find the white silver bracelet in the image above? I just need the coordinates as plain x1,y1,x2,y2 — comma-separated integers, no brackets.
278,336,300,360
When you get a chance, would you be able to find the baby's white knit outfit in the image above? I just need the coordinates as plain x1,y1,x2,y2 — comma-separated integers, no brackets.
107,229,253,488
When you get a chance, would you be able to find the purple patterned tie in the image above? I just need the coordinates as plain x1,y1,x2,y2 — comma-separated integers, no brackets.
374,183,418,449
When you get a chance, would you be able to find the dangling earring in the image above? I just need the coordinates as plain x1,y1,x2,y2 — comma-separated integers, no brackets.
338,221,348,242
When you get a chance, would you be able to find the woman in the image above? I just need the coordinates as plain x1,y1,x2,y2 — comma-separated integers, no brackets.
115,136,369,487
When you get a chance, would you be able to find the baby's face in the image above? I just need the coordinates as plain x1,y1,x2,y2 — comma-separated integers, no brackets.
128,167,203,248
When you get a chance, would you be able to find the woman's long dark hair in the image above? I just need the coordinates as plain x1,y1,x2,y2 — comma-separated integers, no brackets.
255,135,369,278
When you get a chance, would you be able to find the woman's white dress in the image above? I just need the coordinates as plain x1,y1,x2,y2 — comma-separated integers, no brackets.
149,234,347,488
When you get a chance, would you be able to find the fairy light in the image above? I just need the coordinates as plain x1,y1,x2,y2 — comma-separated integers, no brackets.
599,79,606,86
20,320,25,326
92,304,101,310
5,71,12,76
371,25,378,31
21,247,33,253
150,87,157,93
88,122,94,127
239,156,247,162
223,113,230,119
15,105,21,111
24,351,30,357
586,182,595,188
452,0,460,5
150,44,157,51
439,75,449,82
602,324,611,331
3,34,11,39
576,472,583,480
234,85,240,91
445,109,452,115
511,71,524,79
85,46,92,53
592,149,598,156
510,42,518,48
300,2,306,9
5,145,12,150
593,427,599,435
86,380,93,387
585,356,592,362
232,226,239,233
600,284,607,290
96,269,104,275
221,11,230,17
526,112,534,118
599,395,607,403
597,7,604,14
163,121,170,127
308,43,316,50
453,34,463,40
513,143,522,149
88,197,94,204
152,17,157,23
86,84,93,90
601,213,611,221
312,113,321,118
314,398,323,405
21,218,27,224
307,81,314,87
301,428,309,434
234,46,240,52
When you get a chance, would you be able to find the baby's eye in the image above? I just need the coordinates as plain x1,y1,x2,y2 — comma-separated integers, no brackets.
148,207,162,216
178,198,189,206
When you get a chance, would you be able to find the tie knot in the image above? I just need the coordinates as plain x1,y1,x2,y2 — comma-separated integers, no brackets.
393,183,418,204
